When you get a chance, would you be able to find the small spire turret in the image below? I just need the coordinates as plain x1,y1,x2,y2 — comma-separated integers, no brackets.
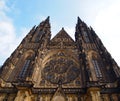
38,16,50,28
45,16,50,23
77,16,82,24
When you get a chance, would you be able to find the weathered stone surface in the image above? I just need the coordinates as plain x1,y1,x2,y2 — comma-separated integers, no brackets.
0,17,120,101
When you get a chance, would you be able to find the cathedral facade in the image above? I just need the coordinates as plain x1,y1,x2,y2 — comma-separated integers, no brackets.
0,17,120,101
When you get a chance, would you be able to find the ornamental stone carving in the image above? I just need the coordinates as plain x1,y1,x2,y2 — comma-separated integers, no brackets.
42,52,80,84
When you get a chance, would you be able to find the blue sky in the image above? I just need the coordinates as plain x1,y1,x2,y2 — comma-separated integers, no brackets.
0,0,120,66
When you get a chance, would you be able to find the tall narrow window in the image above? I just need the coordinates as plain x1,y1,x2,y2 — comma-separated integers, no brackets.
83,31,90,43
19,59,31,79
92,60,102,78
35,30,44,42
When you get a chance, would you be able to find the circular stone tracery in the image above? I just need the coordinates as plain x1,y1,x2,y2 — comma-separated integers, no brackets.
42,56,80,84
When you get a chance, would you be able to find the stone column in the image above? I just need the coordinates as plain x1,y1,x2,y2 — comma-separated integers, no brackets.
87,87,102,101
14,91,25,101
24,91,32,101
14,90,33,101
0,94,6,101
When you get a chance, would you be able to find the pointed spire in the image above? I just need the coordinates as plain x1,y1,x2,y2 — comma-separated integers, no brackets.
31,25,36,31
77,16,82,24
43,16,50,25
33,25,36,29
90,26,94,33
45,16,50,22
90,26,94,31
62,27,65,31
75,17,83,38
38,16,50,27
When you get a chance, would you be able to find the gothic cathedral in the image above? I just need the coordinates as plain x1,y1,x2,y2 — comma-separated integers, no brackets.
0,17,120,101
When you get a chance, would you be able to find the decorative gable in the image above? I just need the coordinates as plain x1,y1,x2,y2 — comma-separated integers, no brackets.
52,86,66,101
49,28,76,49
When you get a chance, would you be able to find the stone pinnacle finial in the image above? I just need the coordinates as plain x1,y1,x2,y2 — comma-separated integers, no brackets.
45,16,50,23
77,16,82,24
38,16,50,26
62,27,64,30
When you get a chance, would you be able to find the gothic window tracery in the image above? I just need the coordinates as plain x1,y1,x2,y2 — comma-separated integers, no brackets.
18,59,31,79
42,53,80,84
83,31,90,43
91,54,102,78
92,59,102,78
18,52,34,79
35,30,44,42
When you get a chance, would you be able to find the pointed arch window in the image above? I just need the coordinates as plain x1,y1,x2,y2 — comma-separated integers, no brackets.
35,30,44,42
83,31,90,43
92,59,102,78
18,59,31,79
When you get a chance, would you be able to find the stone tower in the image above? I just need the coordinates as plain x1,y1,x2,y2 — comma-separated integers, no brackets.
0,17,120,101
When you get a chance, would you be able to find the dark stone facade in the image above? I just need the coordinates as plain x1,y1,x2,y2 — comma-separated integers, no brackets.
0,16,120,101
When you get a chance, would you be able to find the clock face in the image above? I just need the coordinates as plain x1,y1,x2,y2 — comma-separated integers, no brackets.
42,57,80,84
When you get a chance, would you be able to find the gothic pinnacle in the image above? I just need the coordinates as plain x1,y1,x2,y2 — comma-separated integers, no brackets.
62,27,64,30
38,16,50,27
45,16,50,22
77,16,82,24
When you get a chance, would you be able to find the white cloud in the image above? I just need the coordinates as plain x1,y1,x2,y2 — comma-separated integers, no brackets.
0,21,15,55
93,0,120,66
0,0,28,65
0,0,9,11
0,0,120,68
